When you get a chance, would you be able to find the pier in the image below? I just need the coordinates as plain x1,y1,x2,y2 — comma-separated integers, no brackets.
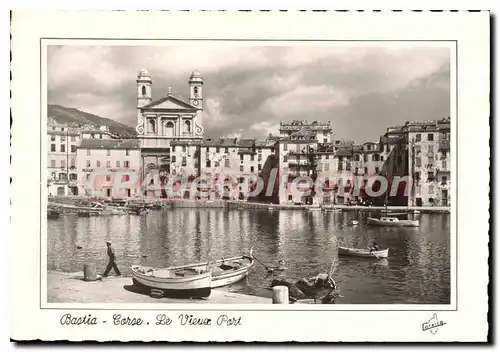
47,271,271,304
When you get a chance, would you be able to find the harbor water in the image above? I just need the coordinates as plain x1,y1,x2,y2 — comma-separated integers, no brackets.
47,208,450,304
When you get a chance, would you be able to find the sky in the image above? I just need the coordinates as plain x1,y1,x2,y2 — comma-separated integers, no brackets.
47,43,450,142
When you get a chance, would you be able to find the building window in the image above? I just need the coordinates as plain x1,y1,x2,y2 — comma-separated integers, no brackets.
206,147,210,152
324,163,329,171
250,155,255,161
182,146,187,153
258,154,262,161
414,171,420,180
122,175,130,182
183,120,191,134
91,134,95,139
61,135,66,142
428,133,434,141
172,156,176,163
415,134,421,142
364,167,368,174
86,160,91,167
415,146,421,155
240,165,244,172
106,160,111,168
172,146,176,153
60,144,65,152
125,149,130,156
51,144,56,152
99,134,102,139
71,158,76,167
250,166,255,173
215,161,220,168
70,173,77,181
428,145,434,154
373,154,380,161
415,157,422,167
283,156,288,162
216,147,220,153
346,162,351,171
428,171,435,180
50,135,55,141
61,128,65,132
258,164,262,171
442,176,448,184
116,161,120,168
71,136,76,142
380,156,384,161
50,159,56,168
240,154,244,161
283,143,288,151
375,167,380,174
106,149,110,156
61,160,66,168
124,161,130,168
225,147,229,153
182,157,187,166
206,160,211,167
148,119,156,134
142,85,146,96
363,154,369,162
96,160,101,168
225,159,230,168
71,145,76,153
106,175,111,182
442,160,447,169
87,149,91,156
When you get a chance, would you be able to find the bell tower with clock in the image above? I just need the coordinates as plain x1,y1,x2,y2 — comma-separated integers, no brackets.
189,70,203,110
189,70,204,136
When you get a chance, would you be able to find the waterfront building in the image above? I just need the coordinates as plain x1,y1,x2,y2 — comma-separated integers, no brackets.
406,117,451,207
134,69,204,185
47,117,81,196
76,139,141,197
81,125,118,140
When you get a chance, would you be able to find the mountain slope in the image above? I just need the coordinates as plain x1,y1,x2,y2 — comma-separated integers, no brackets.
48,104,137,136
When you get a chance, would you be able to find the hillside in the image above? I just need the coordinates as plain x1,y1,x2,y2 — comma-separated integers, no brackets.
48,104,137,137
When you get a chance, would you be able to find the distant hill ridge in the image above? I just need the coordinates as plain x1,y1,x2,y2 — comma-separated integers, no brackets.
48,104,137,137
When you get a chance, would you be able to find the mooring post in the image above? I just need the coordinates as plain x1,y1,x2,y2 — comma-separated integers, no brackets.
83,263,97,281
272,285,289,304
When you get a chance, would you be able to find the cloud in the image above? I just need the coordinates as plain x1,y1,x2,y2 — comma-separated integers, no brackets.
48,44,450,142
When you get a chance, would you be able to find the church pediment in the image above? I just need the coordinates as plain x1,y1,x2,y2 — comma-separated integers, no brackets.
141,95,197,111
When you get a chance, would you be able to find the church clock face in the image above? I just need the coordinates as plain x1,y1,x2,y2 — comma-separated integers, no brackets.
192,100,199,106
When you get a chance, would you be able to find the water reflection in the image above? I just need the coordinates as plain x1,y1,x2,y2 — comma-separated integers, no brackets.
47,210,450,304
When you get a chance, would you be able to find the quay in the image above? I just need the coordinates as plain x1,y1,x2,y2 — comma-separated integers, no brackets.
48,196,450,214
47,271,271,304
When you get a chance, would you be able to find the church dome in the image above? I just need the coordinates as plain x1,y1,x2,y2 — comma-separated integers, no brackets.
138,68,150,77
190,70,203,79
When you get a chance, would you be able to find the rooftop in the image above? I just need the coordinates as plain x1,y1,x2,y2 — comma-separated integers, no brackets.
78,139,140,150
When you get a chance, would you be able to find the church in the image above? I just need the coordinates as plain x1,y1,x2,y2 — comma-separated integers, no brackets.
135,69,205,181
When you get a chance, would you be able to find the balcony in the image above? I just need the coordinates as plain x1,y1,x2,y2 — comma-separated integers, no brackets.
439,140,450,151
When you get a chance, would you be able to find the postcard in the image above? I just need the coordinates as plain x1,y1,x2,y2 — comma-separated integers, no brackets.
9,10,490,342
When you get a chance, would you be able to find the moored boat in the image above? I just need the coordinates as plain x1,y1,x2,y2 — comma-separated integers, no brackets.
338,246,389,258
131,265,212,298
171,253,255,288
367,216,419,227
47,209,60,219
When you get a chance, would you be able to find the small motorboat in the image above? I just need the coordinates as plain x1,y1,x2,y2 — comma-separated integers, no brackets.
367,217,419,227
131,265,212,298
338,246,389,258
307,206,322,212
351,220,359,225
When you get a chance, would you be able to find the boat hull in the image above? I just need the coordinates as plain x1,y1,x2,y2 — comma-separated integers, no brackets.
131,266,212,298
338,246,389,258
367,217,419,227
165,255,254,288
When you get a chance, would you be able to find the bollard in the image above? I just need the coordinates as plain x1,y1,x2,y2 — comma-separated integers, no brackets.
83,263,97,281
272,285,289,304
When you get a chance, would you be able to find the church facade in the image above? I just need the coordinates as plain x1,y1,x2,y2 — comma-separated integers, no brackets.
135,69,204,183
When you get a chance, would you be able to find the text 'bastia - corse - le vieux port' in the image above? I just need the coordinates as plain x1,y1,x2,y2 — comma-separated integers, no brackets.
47,62,451,305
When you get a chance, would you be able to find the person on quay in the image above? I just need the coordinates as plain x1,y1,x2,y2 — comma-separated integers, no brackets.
103,240,121,277
369,242,380,252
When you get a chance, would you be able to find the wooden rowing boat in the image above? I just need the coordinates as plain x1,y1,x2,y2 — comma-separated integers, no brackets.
131,265,212,298
367,216,419,227
172,254,255,288
338,246,389,258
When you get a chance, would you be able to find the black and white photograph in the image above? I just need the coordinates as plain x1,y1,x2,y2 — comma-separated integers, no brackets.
9,10,489,342
45,42,452,306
